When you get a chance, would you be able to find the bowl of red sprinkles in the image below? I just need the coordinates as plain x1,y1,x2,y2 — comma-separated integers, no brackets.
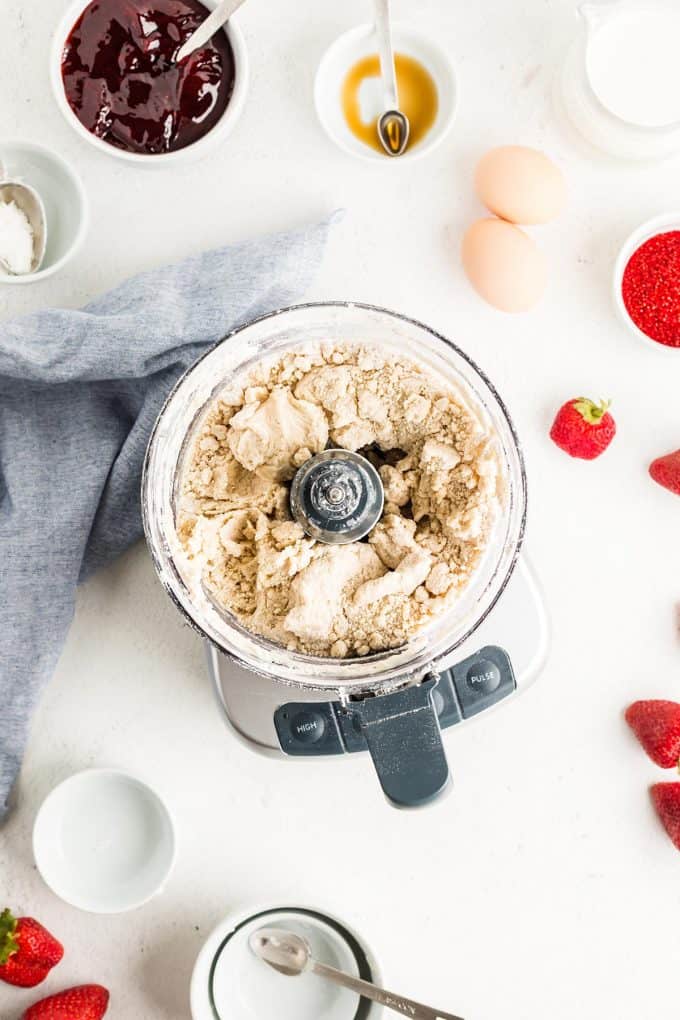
614,214,680,352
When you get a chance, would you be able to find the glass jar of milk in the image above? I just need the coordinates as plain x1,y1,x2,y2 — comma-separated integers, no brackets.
559,0,680,160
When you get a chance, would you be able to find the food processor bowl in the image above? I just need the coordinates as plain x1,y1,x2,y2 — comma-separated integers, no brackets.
143,303,527,806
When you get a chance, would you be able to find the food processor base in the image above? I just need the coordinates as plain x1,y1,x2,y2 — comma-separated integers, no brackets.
208,555,549,759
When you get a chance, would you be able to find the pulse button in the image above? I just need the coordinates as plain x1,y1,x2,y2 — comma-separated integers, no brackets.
451,646,515,719
290,710,326,744
466,659,502,695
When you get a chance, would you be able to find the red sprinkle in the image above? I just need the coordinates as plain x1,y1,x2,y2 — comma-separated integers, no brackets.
621,230,680,347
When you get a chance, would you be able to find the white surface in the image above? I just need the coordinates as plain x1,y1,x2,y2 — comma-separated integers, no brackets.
585,5,680,128
0,140,87,282
1,1,680,1018
314,23,456,162
50,0,250,166
33,769,176,914
191,907,374,1020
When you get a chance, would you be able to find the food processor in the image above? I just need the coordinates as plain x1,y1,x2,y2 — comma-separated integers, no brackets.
143,303,548,808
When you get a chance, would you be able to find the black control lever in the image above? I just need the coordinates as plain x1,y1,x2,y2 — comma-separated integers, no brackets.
342,675,450,809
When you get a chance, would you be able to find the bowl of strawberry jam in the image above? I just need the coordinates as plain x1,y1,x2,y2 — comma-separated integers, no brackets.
51,0,248,163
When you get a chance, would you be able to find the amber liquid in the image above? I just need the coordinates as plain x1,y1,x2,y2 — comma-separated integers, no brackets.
341,53,438,154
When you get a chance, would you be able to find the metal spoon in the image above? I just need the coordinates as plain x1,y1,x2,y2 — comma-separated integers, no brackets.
0,179,47,276
373,0,410,156
176,0,248,62
249,928,464,1020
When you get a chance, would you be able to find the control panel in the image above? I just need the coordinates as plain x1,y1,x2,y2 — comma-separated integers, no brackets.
274,645,516,757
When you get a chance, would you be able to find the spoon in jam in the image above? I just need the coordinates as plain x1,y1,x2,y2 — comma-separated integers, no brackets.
175,0,248,62
373,0,410,156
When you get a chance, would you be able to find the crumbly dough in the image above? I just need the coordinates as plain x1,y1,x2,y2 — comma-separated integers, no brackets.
177,343,502,658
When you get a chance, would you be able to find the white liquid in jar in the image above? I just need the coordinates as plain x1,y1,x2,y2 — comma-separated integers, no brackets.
586,9,680,128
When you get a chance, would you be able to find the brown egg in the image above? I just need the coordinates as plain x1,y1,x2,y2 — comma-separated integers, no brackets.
475,146,567,225
461,218,548,313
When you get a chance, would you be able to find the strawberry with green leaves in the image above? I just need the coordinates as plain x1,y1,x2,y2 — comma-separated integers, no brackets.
550,397,616,460
0,909,63,988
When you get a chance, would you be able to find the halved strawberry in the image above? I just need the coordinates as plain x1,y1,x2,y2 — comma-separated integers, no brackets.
22,984,109,1020
649,449,680,496
651,783,680,851
625,700,680,769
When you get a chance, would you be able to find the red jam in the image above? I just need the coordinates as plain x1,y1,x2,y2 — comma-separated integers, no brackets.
61,0,236,155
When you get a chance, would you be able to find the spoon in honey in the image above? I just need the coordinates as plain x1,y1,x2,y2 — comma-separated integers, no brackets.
175,0,247,63
373,0,410,156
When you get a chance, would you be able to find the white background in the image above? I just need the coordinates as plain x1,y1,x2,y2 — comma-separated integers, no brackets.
2,0,680,1017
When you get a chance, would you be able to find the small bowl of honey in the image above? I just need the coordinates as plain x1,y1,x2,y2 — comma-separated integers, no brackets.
314,22,457,162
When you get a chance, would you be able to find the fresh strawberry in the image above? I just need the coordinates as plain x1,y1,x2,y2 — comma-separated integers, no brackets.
549,397,615,460
649,449,680,496
23,984,109,1020
625,700,680,769
0,910,64,988
651,783,680,851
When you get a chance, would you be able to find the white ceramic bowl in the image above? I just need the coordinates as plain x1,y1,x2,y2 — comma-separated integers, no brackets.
613,212,680,353
50,0,249,165
33,769,176,913
191,904,383,1020
315,23,457,163
0,139,88,284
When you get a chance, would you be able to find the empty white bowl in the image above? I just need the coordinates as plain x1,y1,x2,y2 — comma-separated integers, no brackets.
50,0,249,165
314,23,457,163
33,769,176,914
191,905,383,1020
613,212,680,353
0,139,88,284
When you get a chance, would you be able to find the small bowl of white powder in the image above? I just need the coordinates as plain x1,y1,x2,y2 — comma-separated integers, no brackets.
0,139,88,285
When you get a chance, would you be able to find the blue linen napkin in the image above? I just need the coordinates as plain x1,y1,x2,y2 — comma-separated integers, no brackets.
0,218,332,819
